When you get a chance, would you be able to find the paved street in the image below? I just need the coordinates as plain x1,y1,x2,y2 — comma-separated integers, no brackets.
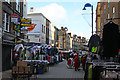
31,60,84,79
2,60,84,79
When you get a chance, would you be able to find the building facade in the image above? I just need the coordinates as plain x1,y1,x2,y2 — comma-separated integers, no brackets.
72,35,81,50
0,0,2,73
49,23,52,45
96,2,101,37
54,26,59,47
58,27,67,50
2,0,25,71
51,24,55,46
66,33,70,50
96,1,120,37
46,19,50,45
27,13,47,44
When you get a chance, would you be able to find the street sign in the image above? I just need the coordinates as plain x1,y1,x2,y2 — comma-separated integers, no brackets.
21,27,28,33
21,18,31,26
21,19,31,22
11,18,18,23
11,14,18,23
21,23,31,26
14,25,21,32
11,14,18,18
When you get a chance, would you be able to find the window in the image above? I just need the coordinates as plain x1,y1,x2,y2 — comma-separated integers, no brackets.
16,0,20,12
108,13,110,19
104,19,106,23
44,26,45,33
113,7,115,18
104,5,106,9
101,23,103,29
3,13,10,32
5,0,10,3
42,25,43,33
108,0,109,8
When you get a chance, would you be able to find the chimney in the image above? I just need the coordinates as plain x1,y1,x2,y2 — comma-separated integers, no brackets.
68,33,71,37
30,7,34,12
61,27,64,30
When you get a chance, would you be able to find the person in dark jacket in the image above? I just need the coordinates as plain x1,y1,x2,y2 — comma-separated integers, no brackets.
82,55,87,71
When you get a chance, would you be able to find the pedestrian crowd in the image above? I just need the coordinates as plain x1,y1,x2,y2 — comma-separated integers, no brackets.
67,50,89,71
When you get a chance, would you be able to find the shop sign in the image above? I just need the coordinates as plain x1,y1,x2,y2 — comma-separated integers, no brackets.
21,18,31,26
21,27,28,33
21,19,31,22
14,25,21,32
11,14,18,23
35,35,39,38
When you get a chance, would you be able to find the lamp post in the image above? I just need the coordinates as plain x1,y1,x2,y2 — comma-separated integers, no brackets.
83,3,93,35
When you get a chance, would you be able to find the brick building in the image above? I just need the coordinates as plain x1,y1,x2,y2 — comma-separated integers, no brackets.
96,1,120,37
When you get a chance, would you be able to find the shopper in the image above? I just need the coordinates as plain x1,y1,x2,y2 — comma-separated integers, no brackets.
82,55,87,71
74,53,79,71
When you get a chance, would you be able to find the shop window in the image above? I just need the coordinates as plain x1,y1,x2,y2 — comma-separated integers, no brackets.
3,12,10,32
113,7,115,18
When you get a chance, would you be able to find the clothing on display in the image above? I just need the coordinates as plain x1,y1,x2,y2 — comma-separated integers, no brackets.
88,34,101,53
102,21,120,57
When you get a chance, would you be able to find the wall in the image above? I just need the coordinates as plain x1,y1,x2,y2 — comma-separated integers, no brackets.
27,13,46,44
49,23,52,45
51,24,55,46
28,34,40,43
0,0,2,74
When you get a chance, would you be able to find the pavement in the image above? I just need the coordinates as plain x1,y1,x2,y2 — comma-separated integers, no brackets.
1,60,85,80
31,60,84,79
2,70,12,79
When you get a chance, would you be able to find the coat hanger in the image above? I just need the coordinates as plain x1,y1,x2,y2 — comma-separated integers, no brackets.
109,20,113,24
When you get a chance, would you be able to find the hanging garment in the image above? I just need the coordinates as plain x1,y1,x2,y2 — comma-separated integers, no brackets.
102,22,119,57
88,64,93,80
88,34,101,53
92,66,105,80
47,55,50,62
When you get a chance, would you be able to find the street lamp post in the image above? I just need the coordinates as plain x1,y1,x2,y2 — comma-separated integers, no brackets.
83,3,93,35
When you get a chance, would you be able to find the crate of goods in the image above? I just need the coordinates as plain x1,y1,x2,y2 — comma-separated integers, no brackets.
18,66,24,74
12,66,17,74
17,61,27,67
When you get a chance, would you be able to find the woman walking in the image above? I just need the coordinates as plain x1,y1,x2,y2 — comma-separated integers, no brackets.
74,53,79,71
